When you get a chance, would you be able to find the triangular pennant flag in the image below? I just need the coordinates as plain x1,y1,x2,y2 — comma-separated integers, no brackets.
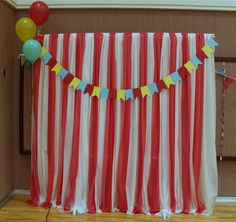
196,50,208,63
100,88,109,99
77,80,87,93
69,77,80,89
58,68,68,79
42,52,52,65
202,44,214,57
41,47,47,57
51,63,63,75
224,76,234,90
63,73,74,86
92,86,101,98
184,61,196,74
156,80,167,92
140,86,151,98
117,89,125,101
218,69,227,77
84,84,93,95
47,57,57,69
178,66,190,78
125,89,134,100
208,38,219,49
163,75,175,88
148,83,158,95
171,71,182,84
191,56,202,69
133,88,142,99
108,89,117,99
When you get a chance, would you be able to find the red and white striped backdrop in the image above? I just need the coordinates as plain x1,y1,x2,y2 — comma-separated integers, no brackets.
30,32,217,218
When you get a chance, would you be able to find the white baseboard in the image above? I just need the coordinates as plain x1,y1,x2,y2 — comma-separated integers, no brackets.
0,191,14,208
216,197,236,203
1,190,236,208
13,189,30,196
10,192,235,203
0,189,30,208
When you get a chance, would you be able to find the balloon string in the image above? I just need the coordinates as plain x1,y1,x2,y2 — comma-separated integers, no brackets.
220,65,226,161
37,26,42,35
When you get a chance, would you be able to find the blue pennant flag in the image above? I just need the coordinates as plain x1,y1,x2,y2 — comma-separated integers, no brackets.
77,80,87,93
100,88,109,99
219,69,227,77
125,89,134,100
148,83,158,95
191,56,202,69
171,71,182,84
208,38,219,49
58,68,68,80
42,53,52,64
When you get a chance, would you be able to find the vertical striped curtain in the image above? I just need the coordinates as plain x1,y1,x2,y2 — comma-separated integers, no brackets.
30,32,217,218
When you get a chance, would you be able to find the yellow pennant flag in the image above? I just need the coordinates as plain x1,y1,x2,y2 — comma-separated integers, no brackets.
163,75,175,88
117,89,125,101
184,61,196,74
51,63,63,75
140,86,151,97
202,44,214,57
69,77,80,89
92,86,101,98
41,47,47,57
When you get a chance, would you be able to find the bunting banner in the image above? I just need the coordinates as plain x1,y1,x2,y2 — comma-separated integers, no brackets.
39,38,218,101
215,67,235,160
217,69,235,90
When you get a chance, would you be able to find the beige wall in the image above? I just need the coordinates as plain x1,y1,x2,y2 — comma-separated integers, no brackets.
13,9,236,195
0,2,15,201
13,20,31,189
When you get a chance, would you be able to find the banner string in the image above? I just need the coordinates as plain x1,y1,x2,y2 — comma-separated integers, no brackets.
220,65,226,161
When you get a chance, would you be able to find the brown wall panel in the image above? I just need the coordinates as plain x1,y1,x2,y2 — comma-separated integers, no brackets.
14,8,236,195
218,162,236,196
0,2,15,201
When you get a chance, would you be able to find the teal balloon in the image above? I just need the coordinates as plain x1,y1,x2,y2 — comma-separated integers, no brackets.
23,39,41,62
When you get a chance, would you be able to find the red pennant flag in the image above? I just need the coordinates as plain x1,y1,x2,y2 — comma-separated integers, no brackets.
133,88,142,99
196,50,208,63
178,66,190,79
84,84,94,95
156,80,167,92
63,73,74,86
224,77,234,90
47,57,57,69
108,89,117,99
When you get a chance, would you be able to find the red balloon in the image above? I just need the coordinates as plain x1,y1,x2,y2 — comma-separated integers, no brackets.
29,1,50,26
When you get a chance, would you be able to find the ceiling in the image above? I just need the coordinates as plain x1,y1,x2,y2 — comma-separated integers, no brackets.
5,0,236,10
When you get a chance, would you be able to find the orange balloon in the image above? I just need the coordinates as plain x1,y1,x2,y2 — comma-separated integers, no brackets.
15,17,36,42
